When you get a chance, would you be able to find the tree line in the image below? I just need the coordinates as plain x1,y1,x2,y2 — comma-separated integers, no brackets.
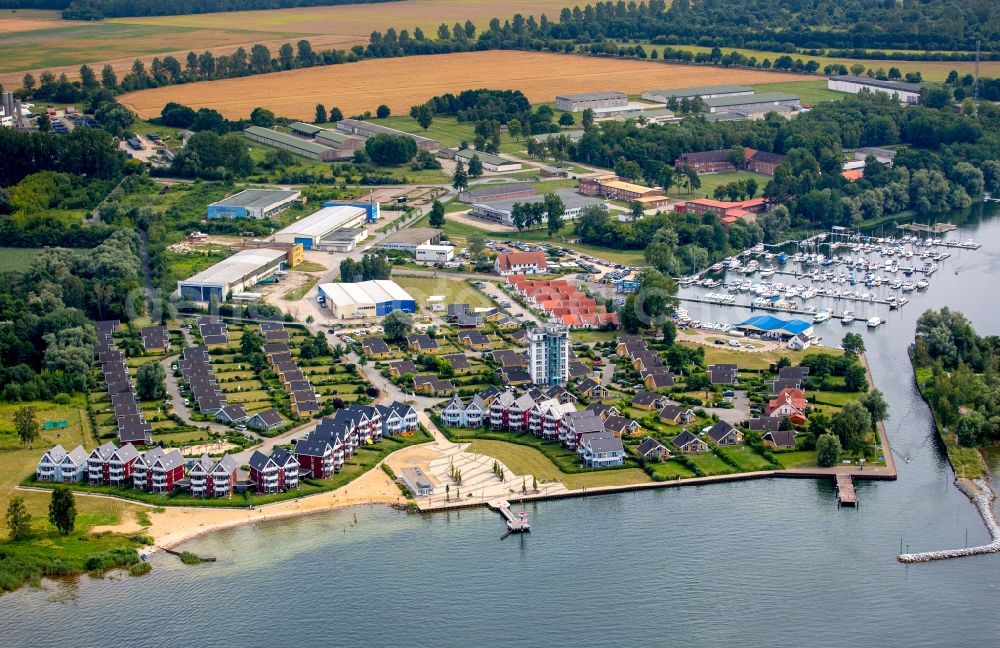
561,92,1000,255
913,308,1000,448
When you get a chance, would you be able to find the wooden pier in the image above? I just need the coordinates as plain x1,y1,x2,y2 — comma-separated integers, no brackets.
836,474,857,507
489,499,530,534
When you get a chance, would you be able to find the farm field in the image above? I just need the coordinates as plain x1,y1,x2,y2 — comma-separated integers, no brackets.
643,43,1000,83
119,50,809,120
0,1,576,82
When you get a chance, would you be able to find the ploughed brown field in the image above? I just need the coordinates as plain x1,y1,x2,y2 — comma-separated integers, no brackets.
120,51,809,120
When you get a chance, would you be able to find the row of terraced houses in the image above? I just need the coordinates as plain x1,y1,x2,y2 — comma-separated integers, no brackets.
35,401,419,497
441,386,629,468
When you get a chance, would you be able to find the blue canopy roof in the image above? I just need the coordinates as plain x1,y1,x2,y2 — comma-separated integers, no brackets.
735,315,812,335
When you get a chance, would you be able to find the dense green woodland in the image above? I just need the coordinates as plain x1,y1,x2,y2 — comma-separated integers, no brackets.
0,230,142,401
914,309,1000,448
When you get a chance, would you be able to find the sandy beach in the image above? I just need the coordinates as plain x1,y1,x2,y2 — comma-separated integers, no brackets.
89,460,408,551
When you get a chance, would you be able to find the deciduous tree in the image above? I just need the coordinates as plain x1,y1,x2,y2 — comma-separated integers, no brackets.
6,496,31,541
48,486,76,535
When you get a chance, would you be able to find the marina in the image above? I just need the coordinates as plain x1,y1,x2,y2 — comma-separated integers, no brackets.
673,229,982,331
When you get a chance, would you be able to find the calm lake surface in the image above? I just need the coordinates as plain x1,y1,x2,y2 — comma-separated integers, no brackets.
5,207,1000,647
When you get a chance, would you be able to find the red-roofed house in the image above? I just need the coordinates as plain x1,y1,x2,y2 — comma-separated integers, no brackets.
674,197,767,227
765,388,808,423
495,251,548,276
842,169,864,182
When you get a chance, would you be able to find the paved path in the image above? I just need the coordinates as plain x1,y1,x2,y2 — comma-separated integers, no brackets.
158,355,232,436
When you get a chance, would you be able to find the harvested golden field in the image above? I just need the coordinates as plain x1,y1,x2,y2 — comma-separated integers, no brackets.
0,10,67,34
0,0,573,82
120,50,809,120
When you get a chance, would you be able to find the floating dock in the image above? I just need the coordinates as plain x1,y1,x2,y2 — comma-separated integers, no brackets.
836,474,857,507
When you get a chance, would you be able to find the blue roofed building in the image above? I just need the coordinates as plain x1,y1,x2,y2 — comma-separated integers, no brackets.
734,315,814,340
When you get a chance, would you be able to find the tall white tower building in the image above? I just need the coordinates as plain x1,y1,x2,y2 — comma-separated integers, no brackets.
528,325,570,385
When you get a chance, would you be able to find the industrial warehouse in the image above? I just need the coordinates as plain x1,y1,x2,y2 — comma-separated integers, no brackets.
243,126,340,161
177,248,288,302
207,188,301,220
334,119,439,150
641,84,753,103
555,91,627,112
376,227,443,253
440,148,522,172
469,189,607,227
701,92,800,114
826,75,922,104
316,280,416,319
274,205,369,252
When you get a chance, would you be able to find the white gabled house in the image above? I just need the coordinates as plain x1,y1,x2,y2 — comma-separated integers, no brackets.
57,445,89,483
36,444,67,482
188,454,215,498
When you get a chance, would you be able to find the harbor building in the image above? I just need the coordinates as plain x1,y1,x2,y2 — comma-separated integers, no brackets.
733,315,814,341
827,75,921,104
207,189,301,220
178,248,287,302
273,205,368,251
528,324,571,385
315,280,416,319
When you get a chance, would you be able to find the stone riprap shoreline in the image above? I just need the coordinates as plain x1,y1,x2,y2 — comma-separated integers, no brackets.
898,476,1000,563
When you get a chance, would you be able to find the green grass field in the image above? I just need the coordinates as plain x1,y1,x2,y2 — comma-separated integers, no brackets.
0,247,45,273
465,439,651,489
410,212,648,266
752,80,848,105
669,171,771,201
687,451,738,476
717,446,777,471
378,115,477,149
648,459,697,480
393,275,496,309
0,398,140,530
690,342,842,372
775,450,820,469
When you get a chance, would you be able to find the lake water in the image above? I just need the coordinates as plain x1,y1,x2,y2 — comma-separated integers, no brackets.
5,207,1000,647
